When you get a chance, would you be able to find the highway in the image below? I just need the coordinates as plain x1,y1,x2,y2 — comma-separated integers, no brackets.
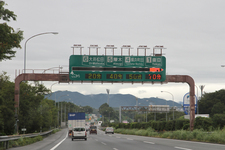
9,128,225,150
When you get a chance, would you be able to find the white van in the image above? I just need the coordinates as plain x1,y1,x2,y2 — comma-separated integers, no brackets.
71,127,87,141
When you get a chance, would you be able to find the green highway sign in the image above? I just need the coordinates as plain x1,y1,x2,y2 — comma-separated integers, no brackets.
70,55,164,67
69,55,166,82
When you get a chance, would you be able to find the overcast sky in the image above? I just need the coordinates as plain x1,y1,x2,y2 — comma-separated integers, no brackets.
1,0,225,103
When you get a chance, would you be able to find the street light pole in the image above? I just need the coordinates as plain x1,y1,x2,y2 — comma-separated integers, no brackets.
195,85,199,114
24,32,58,73
56,94,68,128
106,89,110,105
161,91,174,120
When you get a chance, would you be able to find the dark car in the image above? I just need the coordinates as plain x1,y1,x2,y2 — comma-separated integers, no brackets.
89,126,97,134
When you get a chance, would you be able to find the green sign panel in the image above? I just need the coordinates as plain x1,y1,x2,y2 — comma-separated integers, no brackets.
69,55,166,82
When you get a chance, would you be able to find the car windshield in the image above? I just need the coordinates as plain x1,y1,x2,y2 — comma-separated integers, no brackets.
74,128,85,131
90,126,97,129
107,127,113,130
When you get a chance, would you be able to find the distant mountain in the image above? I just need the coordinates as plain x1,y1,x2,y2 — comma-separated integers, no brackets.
45,91,182,109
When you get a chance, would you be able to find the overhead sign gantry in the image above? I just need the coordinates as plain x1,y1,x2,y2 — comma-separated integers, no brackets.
14,44,196,132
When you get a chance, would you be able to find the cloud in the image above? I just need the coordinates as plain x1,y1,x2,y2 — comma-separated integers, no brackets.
138,90,146,94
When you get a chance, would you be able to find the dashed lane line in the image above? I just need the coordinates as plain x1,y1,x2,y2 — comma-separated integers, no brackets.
143,141,155,144
127,138,133,141
175,146,192,150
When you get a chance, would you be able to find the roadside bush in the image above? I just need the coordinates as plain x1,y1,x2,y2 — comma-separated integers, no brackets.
212,114,225,129
194,117,213,131
147,128,158,137
192,128,203,139
52,128,60,134
101,122,108,127
159,121,166,131
183,123,190,130
9,135,43,148
165,120,175,131
135,129,148,136
196,131,205,141
161,131,172,138
206,129,225,143
175,119,189,130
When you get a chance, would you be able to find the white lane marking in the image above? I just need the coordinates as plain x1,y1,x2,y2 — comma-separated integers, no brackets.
101,142,107,145
143,141,155,144
113,148,119,150
116,136,121,138
50,132,68,150
137,135,225,147
127,138,133,140
175,147,192,150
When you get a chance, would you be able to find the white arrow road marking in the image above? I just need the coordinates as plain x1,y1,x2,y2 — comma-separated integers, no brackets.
175,147,192,150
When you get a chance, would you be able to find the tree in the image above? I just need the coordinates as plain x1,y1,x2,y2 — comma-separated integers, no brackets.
19,82,51,133
199,89,225,116
0,1,23,61
211,102,225,116
82,106,93,114
99,103,110,116
0,72,58,134
98,103,116,123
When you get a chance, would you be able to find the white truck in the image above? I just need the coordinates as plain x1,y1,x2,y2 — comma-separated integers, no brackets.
68,112,86,138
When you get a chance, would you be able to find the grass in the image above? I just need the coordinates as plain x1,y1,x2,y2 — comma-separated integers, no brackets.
114,127,225,144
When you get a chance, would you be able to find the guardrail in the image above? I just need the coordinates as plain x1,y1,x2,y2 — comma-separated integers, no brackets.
0,130,53,149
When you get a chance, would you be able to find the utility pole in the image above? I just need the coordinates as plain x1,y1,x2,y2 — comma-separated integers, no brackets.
199,85,205,113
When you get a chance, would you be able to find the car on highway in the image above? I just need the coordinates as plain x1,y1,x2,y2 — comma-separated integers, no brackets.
71,127,87,141
105,127,114,134
89,125,97,134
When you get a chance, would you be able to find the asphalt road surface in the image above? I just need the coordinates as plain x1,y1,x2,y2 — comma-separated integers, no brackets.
9,128,225,150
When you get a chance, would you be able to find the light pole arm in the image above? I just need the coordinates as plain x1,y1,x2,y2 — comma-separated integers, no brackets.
24,32,58,73
161,91,174,101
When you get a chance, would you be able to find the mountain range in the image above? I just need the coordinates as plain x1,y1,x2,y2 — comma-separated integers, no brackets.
45,90,182,109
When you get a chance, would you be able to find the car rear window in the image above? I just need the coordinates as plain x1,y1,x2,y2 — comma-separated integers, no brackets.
74,128,85,131
90,126,97,129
